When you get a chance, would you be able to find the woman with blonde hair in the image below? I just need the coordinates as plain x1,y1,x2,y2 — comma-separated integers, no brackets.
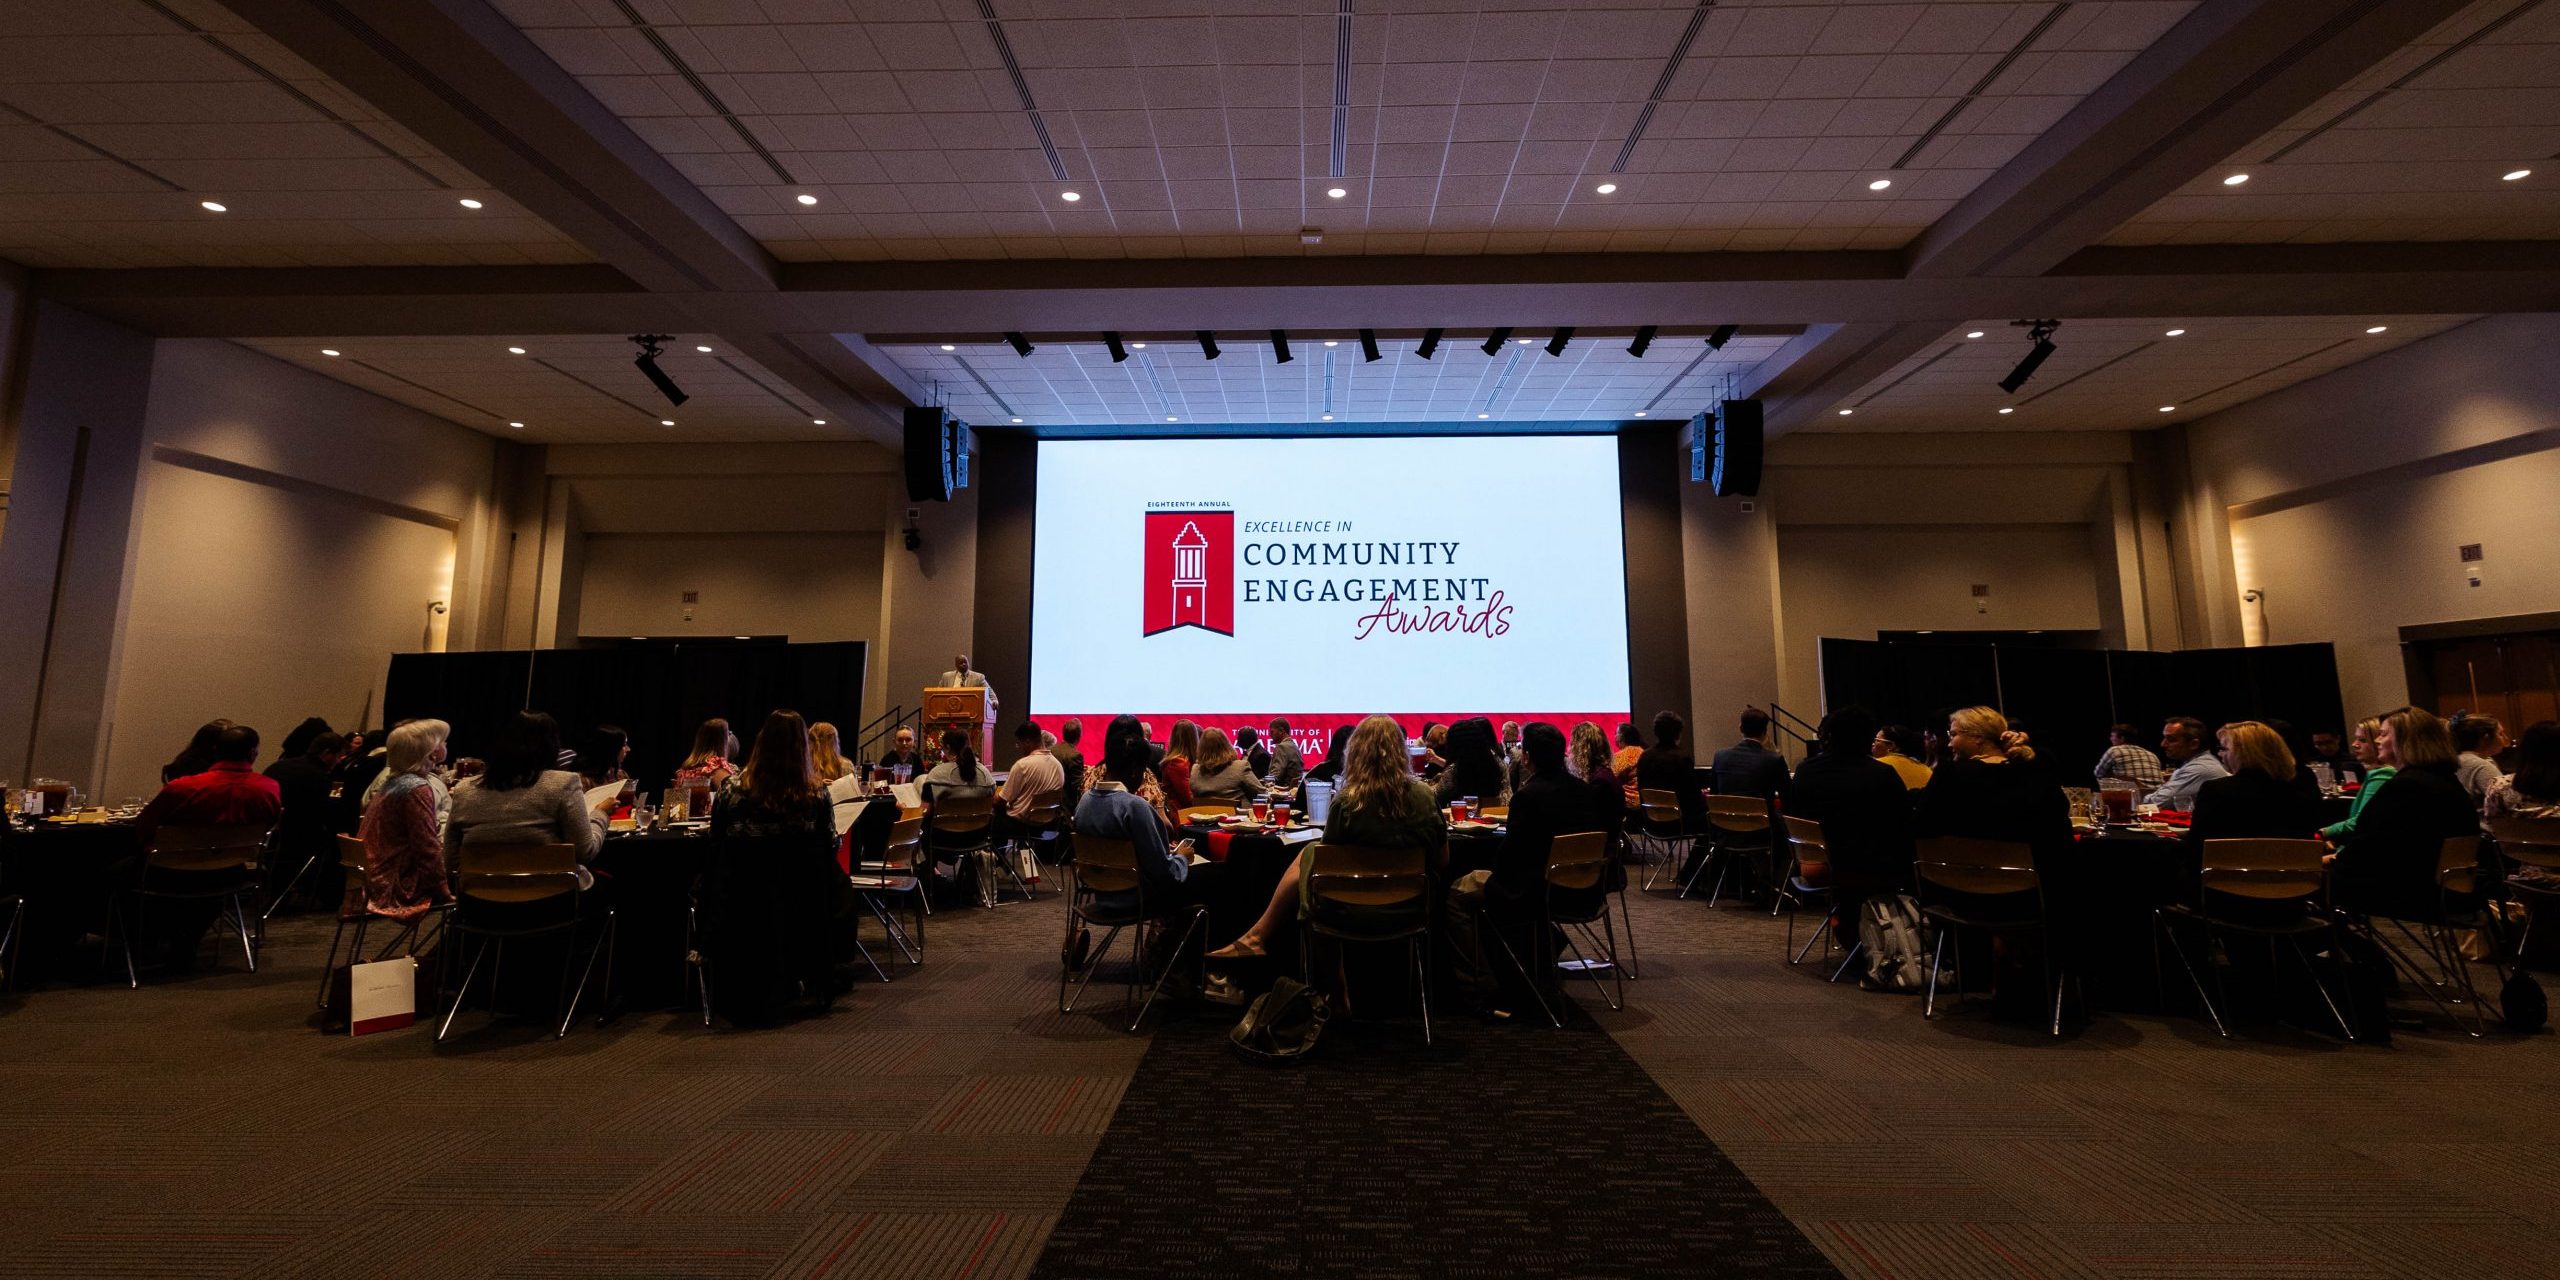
347,719,456,921
1186,726,1260,804
1914,705,2071,862
1210,715,1443,959
807,721,851,785
675,717,739,784
2328,706,2476,917
2186,720,2318,847
2320,717,2393,842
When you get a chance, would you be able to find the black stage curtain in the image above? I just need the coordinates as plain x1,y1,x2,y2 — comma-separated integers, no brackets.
387,641,865,792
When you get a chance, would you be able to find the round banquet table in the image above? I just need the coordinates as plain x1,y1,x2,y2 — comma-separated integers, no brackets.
592,826,712,1009
2046,826,2195,1014
1,817,143,985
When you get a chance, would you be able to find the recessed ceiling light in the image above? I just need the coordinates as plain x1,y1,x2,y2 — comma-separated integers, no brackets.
1998,407,2014,415
508,421,524,429
695,344,713,353
1838,408,1854,416
1060,191,1081,202
1323,340,1338,347
812,418,826,425
1595,182,1617,194
940,344,956,351
2158,406,2175,413
458,198,483,209
1476,413,1490,419
1131,342,1146,349
1326,187,1347,199
1320,414,1334,420
1516,337,1535,344
507,345,526,354
2164,328,2186,337
1966,330,1984,339
2365,325,2388,334
1165,415,1178,421
2222,173,2249,186
200,200,226,212
1011,417,1024,423
660,419,676,426
795,193,818,205
2503,168,2532,182
1867,178,1891,191
1633,410,1647,417
320,348,340,357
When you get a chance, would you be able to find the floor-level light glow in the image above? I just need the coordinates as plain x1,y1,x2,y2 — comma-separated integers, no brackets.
459,198,484,209
200,200,226,212
2505,169,2532,181
1326,187,1346,198
795,193,818,205
1061,191,1081,202
1867,178,1891,191
320,348,340,357
2223,173,2249,185
2366,325,2388,334
1595,182,1617,194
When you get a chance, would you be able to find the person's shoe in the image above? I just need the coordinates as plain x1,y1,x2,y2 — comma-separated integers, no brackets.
1206,936,1266,960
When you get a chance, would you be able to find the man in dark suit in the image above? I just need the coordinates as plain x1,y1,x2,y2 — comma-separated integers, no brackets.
1448,722,1597,1009
1782,708,1912,947
1712,708,1792,800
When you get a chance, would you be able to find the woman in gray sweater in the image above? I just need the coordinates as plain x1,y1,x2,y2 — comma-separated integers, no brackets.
446,712,605,869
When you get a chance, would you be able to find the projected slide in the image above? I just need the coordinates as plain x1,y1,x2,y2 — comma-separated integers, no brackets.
1029,436,1632,752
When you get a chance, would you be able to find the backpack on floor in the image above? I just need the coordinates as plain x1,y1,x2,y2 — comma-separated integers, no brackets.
1230,976,1330,1064
1857,893,1931,992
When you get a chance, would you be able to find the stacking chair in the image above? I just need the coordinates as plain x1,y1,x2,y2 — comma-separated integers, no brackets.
1177,804,1237,826
928,793,998,906
1631,788,1694,891
435,842,613,1042
108,824,270,986
2155,838,2356,1040
1057,834,1206,1031
2353,835,2496,1037
2489,816,2560,959
0,893,22,991
1914,836,2071,1036
1780,816,1861,981
1683,795,1774,904
849,815,928,967
991,795,1066,901
1490,832,1622,1027
1301,841,1434,1044
317,834,450,1022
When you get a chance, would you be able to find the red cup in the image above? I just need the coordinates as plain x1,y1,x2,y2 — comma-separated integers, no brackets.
1450,799,1468,823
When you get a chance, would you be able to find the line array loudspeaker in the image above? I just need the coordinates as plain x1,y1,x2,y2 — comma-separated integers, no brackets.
1712,399,1762,497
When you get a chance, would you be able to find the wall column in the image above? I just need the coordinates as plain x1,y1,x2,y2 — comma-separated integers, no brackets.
1681,480,1784,741
0,302,157,788
874,480,980,736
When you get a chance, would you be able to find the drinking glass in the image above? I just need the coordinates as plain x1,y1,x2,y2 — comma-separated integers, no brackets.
1251,798,1270,823
1461,796,1479,822
1271,801,1292,825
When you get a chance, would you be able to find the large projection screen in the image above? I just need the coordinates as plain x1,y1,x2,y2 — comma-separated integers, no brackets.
1029,435,1632,755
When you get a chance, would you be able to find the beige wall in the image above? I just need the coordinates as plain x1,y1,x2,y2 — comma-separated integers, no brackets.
1776,522,2105,660
576,532,885,646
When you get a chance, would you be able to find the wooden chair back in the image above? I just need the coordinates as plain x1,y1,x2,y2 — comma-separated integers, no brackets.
1073,834,1142,895
881,816,925,869
1305,843,1429,912
1542,831,1612,893
2438,835,2484,896
1913,836,2038,897
1706,794,1771,834
2490,816,2560,875
335,833,371,877
455,842,580,906
1637,788,1684,827
145,825,268,875
1782,815,1829,875
2198,838,2328,902
1018,795,1067,828
930,791,994,835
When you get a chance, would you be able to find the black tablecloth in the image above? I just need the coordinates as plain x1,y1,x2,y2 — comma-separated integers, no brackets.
1,819,142,984
593,829,710,1008
2048,828,2192,1013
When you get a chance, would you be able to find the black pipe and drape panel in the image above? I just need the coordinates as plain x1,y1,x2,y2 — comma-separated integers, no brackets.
385,642,865,791
1819,638,2343,770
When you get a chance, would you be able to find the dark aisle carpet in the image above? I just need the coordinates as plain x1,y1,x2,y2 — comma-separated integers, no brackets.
1029,1003,1839,1279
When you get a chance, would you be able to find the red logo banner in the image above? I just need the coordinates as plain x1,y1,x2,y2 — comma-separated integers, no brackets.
1143,509,1234,636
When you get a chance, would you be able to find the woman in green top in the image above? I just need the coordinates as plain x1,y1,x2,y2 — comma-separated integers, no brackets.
1209,714,1444,958
2321,716,2393,842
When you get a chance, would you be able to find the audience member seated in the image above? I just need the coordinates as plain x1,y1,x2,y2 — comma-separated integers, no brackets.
807,721,852,785
1431,716,1510,808
1637,710,1701,825
1187,727,1261,804
2142,716,2230,812
264,729,349,895
1712,708,1791,801
2308,728,2360,780
1051,718,1087,803
2486,721,2560,885
1213,715,1441,960
277,717,333,761
993,722,1066,843
2328,706,2477,920
1568,721,1630,852
1914,706,2070,866
879,726,923,773
1071,717,1199,918
1235,726,1271,779
675,717,740,785
919,728,997,879
1265,716,1306,790
2321,717,2393,842
575,724,630,788
161,719,235,785
2186,721,2320,850
1416,721,1450,778
2092,723,2166,794
1447,722,1598,1008
707,710,850,1023
347,719,454,922
1500,719,1527,794
2455,714,2509,804
1610,721,1646,806
1870,724,1933,791
1158,719,1201,813
447,712,607,874
1785,708,1913,943
134,723,285,967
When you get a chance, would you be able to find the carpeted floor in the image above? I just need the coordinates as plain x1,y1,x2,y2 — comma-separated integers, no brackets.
1,876,2555,1279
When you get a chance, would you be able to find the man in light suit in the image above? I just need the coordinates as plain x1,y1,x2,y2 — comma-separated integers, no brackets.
941,653,998,709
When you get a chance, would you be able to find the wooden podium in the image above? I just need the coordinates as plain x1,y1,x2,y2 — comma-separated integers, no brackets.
922,685,996,765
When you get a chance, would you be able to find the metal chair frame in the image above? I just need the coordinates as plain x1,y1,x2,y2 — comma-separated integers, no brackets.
928,792,1001,907
1780,816,1864,982
0,893,23,990
1489,832,1623,1027
1056,834,1205,1031
2347,836,2498,1038
1914,835,2073,1037
849,815,929,968
1300,841,1435,1044
2152,838,2357,1041
1630,789,1694,892
1683,796,1773,904
2489,816,2560,960
107,825,272,986
434,842,615,1042
986,796,1066,904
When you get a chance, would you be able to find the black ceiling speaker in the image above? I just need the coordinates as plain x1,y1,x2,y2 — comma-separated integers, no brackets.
1712,398,1762,498
629,334,686,406
903,405,959,502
